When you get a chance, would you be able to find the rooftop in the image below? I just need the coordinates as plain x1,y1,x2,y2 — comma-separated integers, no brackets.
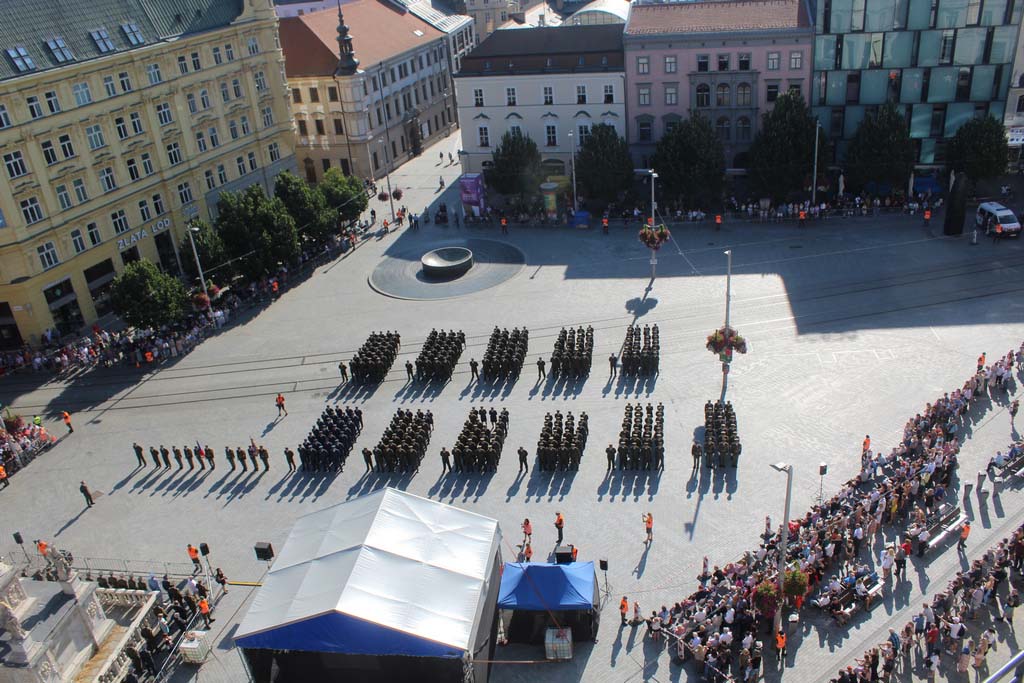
624,0,812,36
462,24,623,59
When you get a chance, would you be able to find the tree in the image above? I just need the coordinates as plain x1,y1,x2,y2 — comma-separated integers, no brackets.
574,124,634,205
110,259,189,329
651,115,725,208
748,92,828,201
179,219,228,288
320,167,369,226
948,116,1008,182
485,131,543,204
844,103,915,193
274,171,334,243
215,185,300,279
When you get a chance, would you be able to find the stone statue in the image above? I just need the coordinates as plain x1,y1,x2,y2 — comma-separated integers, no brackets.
0,599,27,639
45,548,71,582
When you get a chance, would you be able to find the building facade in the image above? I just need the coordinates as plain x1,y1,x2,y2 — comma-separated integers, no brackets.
0,0,296,346
279,2,456,183
624,0,814,168
811,0,1021,165
455,25,626,176
1003,27,1024,161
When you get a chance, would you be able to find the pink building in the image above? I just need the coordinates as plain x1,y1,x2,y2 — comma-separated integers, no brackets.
624,0,814,168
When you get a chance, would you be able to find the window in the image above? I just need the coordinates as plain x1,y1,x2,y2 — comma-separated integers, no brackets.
166,142,182,166
115,117,129,140
509,124,522,137
73,179,87,203
73,82,92,106
638,86,651,106
213,46,222,65
637,56,650,74
177,183,193,204
576,85,587,104
130,112,142,135
71,229,86,254
334,118,344,135
766,84,780,102
696,84,710,107
296,121,308,137
665,120,679,135
737,83,752,106
665,55,677,73
191,51,202,71
1018,95,1024,113
178,56,189,74
543,86,553,105
205,169,216,190
739,53,751,71
199,89,210,110
716,83,730,106
103,75,116,97
545,124,557,146
232,79,242,99
248,151,258,171
86,125,105,150
314,119,325,135
637,120,652,142
236,156,246,175
111,209,130,234
328,86,339,102
99,167,117,192
767,52,780,70
138,199,152,222
195,131,207,152
4,151,27,178
225,43,235,61
26,96,42,119
87,223,101,246
697,55,709,72
254,71,267,92
665,84,678,105
716,117,730,140
156,102,172,126
217,164,228,184
0,105,10,128
141,153,153,176
506,87,517,106
37,242,58,269
208,126,220,148
145,63,162,86
44,90,61,114
229,120,239,139
309,87,320,103
478,126,490,147
789,82,802,97
602,85,614,104
187,94,197,114
247,37,260,56
21,197,44,224
152,193,164,215
118,72,132,92
41,141,57,165
221,82,231,103
6,46,35,72
127,158,139,181
718,54,730,71
268,142,281,163
122,23,144,46
56,184,72,210
241,116,250,135
262,106,273,127
790,51,803,70
578,124,591,144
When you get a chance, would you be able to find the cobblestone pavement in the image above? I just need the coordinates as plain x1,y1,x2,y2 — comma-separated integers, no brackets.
1,138,1024,683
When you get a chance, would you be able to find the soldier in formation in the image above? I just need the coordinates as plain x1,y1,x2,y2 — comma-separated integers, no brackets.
550,326,594,378
620,324,660,375
703,400,741,468
296,406,363,473
535,411,589,471
415,329,465,382
370,409,433,473
348,331,401,383
448,407,509,473
614,403,665,470
481,327,529,381
138,444,214,470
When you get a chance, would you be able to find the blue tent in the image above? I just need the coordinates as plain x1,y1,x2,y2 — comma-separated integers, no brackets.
498,562,596,611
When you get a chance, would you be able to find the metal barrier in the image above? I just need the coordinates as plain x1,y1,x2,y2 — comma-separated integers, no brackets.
984,650,1024,683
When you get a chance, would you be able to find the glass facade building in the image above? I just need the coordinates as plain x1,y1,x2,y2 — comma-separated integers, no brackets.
812,0,1022,164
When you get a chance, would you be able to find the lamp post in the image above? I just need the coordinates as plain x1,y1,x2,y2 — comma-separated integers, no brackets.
724,249,733,331
811,120,821,207
567,130,578,215
377,138,396,222
770,462,794,634
649,170,658,279
186,222,211,316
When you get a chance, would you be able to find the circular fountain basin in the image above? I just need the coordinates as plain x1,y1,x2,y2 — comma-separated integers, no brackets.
421,247,474,278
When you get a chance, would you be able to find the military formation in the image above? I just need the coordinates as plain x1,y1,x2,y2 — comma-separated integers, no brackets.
479,327,528,381
363,409,433,473
296,406,363,473
550,326,594,378
349,331,400,383
697,400,741,468
131,441,277,472
412,329,465,381
441,406,510,473
620,324,660,375
611,403,665,470
535,411,590,471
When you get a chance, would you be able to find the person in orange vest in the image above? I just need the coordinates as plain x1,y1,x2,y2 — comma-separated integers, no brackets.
275,393,288,417
715,214,722,231
272,280,280,298
978,352,987,371
799,209,806,227
571,545,578,562
642,512,653,543
198,597,214,627
602,216,609,234
620,596,629,624
62,410,73,433
523,543,532,563
36,539,48,558
958,521,971,550
555,512,565,544
382,219,390,234
187,544,201,574
0,464,8,489
923,208,931,226
776,629,787,662
500,216,508,234
144,350,154,363
862,434,871,453
994,222,1005,242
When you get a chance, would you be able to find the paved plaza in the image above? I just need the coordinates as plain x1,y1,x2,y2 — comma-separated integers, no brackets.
2,140,1024,683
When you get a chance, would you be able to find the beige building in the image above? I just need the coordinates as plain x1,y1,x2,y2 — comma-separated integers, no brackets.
0,0,297,346
279,1,457,183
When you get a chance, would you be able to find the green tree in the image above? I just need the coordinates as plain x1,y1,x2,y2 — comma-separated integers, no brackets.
574,124,634,205
320,167,369,225
651,115,725,208
844,103,914,193
948,116,1008,182
215,185,299,279
485,131,543,204
274,171,334,243
109,259,189,329
179,219,228,288
748,92,828,200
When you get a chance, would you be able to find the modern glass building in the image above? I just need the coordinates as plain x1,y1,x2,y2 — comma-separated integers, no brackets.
812,0,1022,165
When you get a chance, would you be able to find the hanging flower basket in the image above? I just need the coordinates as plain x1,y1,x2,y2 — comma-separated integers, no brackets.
392,188,404,201
378,192,390,202
638,224,671,250
706,325,748,355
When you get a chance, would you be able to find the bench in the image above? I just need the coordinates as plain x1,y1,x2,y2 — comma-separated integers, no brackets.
922,504,966,554
836,577,885,623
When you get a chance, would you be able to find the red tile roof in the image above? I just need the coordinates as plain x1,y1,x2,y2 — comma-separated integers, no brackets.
280,2,445,78
625,0,812,36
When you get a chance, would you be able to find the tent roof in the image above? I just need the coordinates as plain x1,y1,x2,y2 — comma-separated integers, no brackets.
497,562,597,611
235,488,501,657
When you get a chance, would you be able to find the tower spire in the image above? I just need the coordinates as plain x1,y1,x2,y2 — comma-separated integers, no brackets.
334,0,359,76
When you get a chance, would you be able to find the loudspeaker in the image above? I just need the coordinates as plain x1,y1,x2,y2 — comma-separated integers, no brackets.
599,559,609,572
819,463,828,476
200,542,210,556
554,546,573,565
254,542,274,562
12,532,22,545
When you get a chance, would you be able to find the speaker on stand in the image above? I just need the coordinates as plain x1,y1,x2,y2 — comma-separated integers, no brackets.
599,559,611,601
818,462,828,506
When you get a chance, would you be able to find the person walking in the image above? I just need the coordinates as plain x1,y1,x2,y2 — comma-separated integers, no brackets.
284,448,296,472
470,358,479,381
214,568,229,595
339,361,348,382
776,629,787,664
620,596,630,624
537,357,546,380
79,481,94,507
642,512,653,543
187,544,201,575
554,512,564,544
275,393,288,417
198,597,215,627
1011,399,1019,424
521,518,532,545
62,411,73,433
958,521,971,551
133,442,146,467
518,446,529,473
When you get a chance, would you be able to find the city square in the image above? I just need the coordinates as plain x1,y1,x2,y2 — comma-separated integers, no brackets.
2,143,1024,682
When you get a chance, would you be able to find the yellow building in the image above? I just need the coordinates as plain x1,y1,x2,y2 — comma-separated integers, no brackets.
0,0,297,346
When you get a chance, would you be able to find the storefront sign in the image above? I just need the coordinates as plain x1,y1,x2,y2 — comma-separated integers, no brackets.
117,218,171,251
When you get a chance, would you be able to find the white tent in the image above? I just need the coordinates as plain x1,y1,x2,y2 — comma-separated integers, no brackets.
235,488,502,661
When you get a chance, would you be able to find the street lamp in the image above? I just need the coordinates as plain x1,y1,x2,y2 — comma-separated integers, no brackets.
811,120,821,207
377,137,396,222
769,462,794,634
567,130,578,215
649,170,658,279
724,249,733,332
186,222,211,315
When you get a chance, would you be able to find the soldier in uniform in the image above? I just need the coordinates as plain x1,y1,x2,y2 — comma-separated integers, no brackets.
183,446,194,470
224,446,235,471
149,446,161,468
160,445,171,469
285,447,296,471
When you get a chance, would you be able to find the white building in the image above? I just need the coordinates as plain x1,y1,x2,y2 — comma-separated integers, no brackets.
455,25,625,177
1006,37,1024,164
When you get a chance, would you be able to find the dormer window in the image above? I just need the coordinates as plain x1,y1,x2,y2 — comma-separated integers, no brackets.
122,23,145,46
46,37,74,63
6,46,35,72
90,28,115,53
